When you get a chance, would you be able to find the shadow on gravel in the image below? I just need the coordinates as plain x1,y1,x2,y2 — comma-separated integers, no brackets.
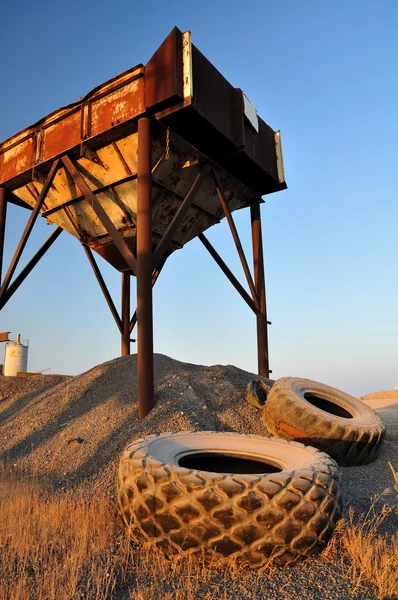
0,365,113,464
0,377,68,424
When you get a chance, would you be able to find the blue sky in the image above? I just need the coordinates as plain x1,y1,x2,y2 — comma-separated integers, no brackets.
1,1,397,396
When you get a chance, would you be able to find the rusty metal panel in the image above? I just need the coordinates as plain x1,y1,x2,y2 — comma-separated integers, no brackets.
182,31,193,103
0,332,10,343
243,116,278,181
0,29,285,199
0,136,35,184
191,45,240,147
274,130,286,184
146,26,184,113
0,66,145,188
90,77,145,137
42,110,81,162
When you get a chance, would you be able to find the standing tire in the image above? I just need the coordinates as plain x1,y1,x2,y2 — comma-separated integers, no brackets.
118,431,342,566
263,377,386,467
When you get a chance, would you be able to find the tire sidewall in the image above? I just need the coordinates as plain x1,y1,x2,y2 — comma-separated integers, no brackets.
278,377,383,428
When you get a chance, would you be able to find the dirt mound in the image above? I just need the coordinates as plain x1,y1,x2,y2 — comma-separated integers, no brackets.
1,355,397,518
360,390,398,442
361,390,398,401
0,354,270,498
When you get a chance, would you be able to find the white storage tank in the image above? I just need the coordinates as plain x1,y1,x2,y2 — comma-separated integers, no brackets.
4,334,29,376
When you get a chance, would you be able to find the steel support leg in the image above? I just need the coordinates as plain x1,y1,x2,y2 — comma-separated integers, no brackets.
0,189,7,285
121,272,131,356
250,199,270,378
137,118,154,418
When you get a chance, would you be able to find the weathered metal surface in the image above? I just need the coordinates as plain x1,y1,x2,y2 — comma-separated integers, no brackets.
0,66,145,189
274,131,285,184
129,256,167,334
146,27,184,112
250,199,269,377
121,272,131,356
152,163,211,268
60,154,138,273
0,28,285,274
136,118,154,418
0,189,7,284
5,129,253,271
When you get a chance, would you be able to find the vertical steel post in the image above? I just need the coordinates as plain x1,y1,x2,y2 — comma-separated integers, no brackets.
251,198,270,378
137,118,154,418
0,189,8,285
121,271,131,356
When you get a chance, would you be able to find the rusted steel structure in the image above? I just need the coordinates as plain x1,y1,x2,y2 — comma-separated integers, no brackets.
0,28,286,417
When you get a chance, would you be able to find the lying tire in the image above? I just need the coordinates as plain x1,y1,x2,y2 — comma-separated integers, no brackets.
245,379,271,409
118,431,342,566
263,377,386,467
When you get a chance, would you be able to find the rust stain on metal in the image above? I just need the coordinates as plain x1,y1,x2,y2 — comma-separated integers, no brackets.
43,111,81,162
0,137,34,183
90,79,144,136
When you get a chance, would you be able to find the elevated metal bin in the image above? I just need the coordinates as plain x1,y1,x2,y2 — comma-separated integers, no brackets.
0,27,286,417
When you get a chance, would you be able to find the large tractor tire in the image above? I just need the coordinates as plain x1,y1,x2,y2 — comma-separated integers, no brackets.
118,431,342,566
263,377,386,467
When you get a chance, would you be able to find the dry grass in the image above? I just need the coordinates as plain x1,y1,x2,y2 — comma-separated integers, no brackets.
0,468,118,600
389,461,398,512
324,490,398,599
1,465,397,600
0,466,278,600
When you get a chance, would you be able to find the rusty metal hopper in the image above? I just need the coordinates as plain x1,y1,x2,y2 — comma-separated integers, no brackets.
0,27,286,418
0,27,285,272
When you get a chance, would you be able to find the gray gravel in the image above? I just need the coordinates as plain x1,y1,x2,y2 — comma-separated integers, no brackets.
0,353,397,599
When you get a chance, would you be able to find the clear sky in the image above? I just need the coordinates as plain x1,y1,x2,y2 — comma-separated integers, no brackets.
1,1,397,396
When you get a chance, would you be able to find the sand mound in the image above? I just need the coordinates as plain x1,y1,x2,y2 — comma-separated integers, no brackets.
1,356,397,600
361,390,398,402
0,354,397,519
0,354,270,498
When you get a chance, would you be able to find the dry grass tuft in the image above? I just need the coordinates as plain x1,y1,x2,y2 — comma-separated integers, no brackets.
389,461,398,512
0,468,118,600
324,489,398,599
1,465,397,599
0,466,279,600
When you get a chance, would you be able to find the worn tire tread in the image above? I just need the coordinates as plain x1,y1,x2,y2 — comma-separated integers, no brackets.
263,378,386,466
118,432,342,566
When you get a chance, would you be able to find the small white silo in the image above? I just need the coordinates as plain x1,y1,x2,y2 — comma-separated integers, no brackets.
4,334,29,376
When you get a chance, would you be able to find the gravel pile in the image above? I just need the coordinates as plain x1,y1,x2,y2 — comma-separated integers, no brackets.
0,353,397,599
0,354,271,497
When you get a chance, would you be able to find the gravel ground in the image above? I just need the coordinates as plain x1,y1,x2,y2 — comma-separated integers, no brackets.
0,353,397,599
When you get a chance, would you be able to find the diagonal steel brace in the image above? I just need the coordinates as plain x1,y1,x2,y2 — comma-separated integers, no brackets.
82,245,123,334
212,167,260,312
0,226,63,310
152,163,211,269
61,155,137,275
0,160,60,302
